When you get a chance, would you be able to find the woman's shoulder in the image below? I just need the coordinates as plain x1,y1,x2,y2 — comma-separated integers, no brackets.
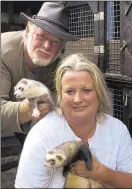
104,114,124,125
30,111,66,135
24,111,71,149
39,110,64,124
100,113,128,134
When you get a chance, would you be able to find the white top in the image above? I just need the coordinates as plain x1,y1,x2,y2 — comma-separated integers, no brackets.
15,111,132,188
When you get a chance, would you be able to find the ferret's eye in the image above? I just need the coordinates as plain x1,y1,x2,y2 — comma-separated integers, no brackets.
19,87,24,91
56,155,63,161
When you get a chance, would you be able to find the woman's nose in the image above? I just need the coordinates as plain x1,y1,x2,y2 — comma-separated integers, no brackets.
74,92,83,103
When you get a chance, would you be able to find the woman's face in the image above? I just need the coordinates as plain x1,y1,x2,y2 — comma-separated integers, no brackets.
61,71,99,122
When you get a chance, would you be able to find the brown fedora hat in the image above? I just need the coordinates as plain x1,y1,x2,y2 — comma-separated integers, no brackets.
20,2,79,41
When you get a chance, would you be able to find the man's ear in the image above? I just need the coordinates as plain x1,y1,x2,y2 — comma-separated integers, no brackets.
25,25,30,38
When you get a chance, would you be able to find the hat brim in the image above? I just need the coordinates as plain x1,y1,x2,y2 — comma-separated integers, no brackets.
20,12,79,41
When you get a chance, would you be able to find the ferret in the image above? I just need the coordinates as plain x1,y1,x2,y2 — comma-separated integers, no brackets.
65,172,105,188
14,78,54,117
43,140,92,175
44,140,105,188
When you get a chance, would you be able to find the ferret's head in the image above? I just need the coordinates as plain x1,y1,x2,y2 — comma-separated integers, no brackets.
43,150,66,168
14,78,29,98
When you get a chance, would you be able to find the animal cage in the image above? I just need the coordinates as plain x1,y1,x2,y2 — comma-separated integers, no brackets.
106,80,132,136
106,1,121,74
65,1,132,136
65,2,94,61
66,1,121,73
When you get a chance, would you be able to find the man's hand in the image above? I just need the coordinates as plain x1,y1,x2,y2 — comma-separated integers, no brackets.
37,102,53,119
18,98,53,124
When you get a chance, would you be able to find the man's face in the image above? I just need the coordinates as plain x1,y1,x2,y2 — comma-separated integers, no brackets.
26,25,62,66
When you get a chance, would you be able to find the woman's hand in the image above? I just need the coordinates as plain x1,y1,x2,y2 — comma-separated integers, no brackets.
70,155,132,188
70,155,106,181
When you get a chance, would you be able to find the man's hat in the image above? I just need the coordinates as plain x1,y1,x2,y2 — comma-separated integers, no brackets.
20,2,79,41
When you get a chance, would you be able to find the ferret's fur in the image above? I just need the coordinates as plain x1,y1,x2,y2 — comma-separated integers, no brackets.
44,140,85,168
43,140,92,175
64,172,105,188
44,140,105,188
14,78,54,117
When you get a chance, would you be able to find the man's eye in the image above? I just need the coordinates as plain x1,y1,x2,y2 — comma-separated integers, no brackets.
52,41,61,47
36,34,44,40
38,35,44,39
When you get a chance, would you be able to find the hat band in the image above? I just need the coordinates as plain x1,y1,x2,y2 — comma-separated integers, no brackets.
32,15,69,32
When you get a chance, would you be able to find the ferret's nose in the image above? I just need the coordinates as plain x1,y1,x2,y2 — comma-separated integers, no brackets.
14,91,17,96
50,159,55,165
14,92,19,98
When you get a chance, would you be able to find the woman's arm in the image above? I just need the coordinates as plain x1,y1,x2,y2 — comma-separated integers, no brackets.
102,166,132,188
70,156,132,188
15,121,52,188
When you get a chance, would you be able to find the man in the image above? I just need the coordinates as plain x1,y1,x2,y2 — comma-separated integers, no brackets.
1,2,79,142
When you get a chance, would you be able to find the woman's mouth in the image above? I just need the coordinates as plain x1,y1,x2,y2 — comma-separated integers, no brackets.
73,106,87,111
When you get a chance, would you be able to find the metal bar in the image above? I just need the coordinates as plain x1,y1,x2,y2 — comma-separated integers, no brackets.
120,1,125,75
93,1,105,71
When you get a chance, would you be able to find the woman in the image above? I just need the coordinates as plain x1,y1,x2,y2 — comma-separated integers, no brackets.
15,54,132,188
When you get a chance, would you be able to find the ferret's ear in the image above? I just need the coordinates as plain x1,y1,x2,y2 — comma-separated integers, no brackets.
21,78,28,85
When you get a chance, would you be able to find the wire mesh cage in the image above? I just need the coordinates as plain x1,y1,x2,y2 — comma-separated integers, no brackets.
106,1,121,74
65,3,94,61
107,80,132,136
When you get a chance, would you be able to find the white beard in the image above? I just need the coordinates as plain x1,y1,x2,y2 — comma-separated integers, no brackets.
26,36,53,67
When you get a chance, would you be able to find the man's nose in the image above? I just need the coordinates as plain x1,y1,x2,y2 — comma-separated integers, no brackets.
43,39,52,50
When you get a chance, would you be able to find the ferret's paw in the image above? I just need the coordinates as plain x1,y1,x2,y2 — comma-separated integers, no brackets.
32,108,40,117
56,107,62,116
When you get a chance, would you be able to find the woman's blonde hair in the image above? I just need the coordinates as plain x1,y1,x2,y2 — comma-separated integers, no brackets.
55,53,110,120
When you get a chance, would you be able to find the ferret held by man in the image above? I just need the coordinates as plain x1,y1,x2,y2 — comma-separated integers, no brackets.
14,78,54,117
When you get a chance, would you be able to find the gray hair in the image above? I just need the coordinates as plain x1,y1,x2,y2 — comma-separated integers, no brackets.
55,53,110,120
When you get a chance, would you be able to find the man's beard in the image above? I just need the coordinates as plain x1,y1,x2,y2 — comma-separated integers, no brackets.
27,38,53,67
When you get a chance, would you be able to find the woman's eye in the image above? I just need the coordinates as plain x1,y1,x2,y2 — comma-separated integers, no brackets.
83,89,91,93
65,90,74,95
